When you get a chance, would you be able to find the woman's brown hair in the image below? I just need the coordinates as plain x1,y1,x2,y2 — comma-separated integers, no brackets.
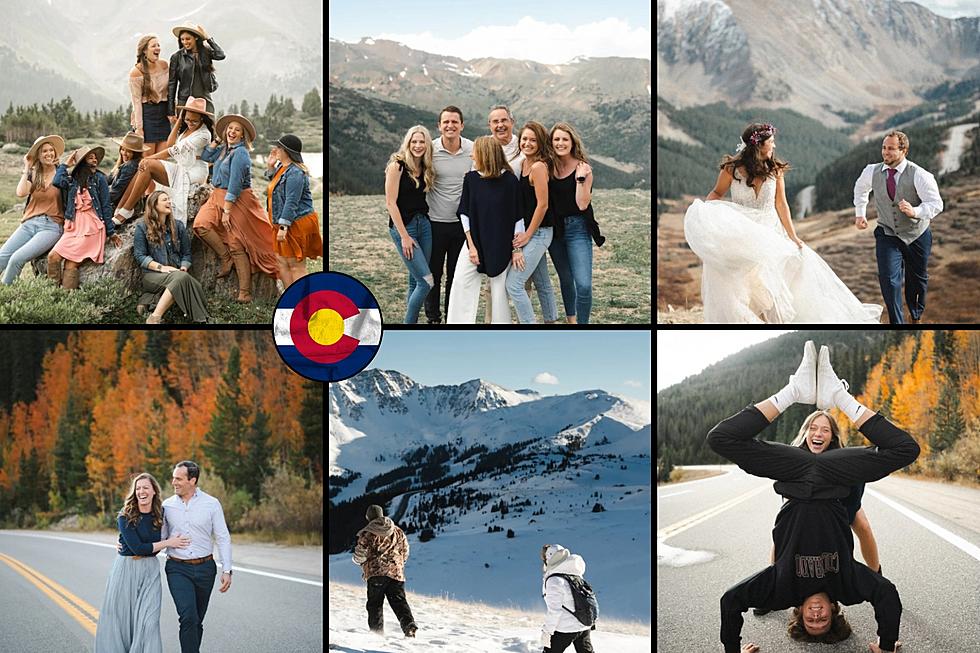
518,121,557,177
787,602,852,643
472,135,510,179
719,122,791,190
791,410,843,451
119,472,164,530
135,35,160,103
143,190,178,248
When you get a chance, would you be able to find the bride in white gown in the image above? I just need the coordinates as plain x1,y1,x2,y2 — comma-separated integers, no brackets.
684,122,883,324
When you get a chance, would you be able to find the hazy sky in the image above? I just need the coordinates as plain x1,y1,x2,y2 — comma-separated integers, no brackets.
656,330,795,392
328,0,651,64
915,0,980,18
366,331,651,400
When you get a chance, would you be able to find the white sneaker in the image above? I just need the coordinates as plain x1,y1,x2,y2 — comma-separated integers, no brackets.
790,340,817,405
816,345,849,410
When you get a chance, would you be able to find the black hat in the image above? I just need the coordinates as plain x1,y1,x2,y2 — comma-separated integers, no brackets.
366,505,384,521
275,134,304,163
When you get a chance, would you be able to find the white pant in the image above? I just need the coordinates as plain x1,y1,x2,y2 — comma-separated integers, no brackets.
447,246,511,323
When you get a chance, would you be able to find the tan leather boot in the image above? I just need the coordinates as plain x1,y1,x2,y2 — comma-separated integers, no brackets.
47,262,62,286
63,267,80,291
195,227,233,278
231,251,252,303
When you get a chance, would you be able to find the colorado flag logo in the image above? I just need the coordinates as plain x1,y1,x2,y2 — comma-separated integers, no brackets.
273,272,383,382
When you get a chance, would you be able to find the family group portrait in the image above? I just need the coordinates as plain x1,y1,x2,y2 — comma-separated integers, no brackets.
657,330,980,651
328,0,652,324
0,0,323,324
657,0,980,324
0,330,324,652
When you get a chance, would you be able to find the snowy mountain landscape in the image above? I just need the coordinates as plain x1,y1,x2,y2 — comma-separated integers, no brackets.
328,369,652,649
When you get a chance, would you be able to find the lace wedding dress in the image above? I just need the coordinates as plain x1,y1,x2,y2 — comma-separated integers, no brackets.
684,175,882,323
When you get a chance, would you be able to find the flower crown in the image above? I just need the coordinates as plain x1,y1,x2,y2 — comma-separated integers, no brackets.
735,123,777,153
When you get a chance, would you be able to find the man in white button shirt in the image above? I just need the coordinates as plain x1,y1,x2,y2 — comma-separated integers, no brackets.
853,131,943,324
162,460,233,653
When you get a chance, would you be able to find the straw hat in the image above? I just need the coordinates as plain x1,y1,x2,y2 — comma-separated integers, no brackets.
69,145,106,173
27,135,66,163
174,96,214,119
172,22,209,40
112,132,152,153
215,114,256,143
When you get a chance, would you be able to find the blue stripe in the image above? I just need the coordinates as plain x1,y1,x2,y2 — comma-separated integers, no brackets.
276,344,380,382
277,272,380,310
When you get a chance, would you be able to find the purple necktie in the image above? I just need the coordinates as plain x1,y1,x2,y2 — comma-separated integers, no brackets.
886,168,896,201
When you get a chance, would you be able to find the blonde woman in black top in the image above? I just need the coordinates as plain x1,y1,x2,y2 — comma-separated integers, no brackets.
384,125,435,323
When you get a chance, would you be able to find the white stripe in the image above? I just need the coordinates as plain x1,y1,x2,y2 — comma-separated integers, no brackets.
865,488,980,563
344,309,382,345
659,490,692,498
657,483,769,541
273,309,294,345
0,532,323,586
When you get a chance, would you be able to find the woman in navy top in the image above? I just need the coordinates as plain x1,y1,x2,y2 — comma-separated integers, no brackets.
95,472,191,652
197,114,278,303
384,125,435,323
546,122,605,324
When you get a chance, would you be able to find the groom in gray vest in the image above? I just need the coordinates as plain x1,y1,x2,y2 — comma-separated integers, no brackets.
853,130,943,324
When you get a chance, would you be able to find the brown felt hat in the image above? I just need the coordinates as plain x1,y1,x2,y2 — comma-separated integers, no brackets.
215,113,256,143
27,135,66,163
172,22,209,41
175,96,214,119
112,132,152,153
70,145,106,173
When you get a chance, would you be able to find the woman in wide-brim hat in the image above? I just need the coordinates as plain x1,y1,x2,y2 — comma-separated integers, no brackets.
0,135,67,285
129,34,170,155
198,114,278,302
167,22,224,119
265,133,322,288
48,145,119,290
107,132,151,212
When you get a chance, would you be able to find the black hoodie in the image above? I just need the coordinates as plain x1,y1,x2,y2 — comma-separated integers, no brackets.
708,407,920,653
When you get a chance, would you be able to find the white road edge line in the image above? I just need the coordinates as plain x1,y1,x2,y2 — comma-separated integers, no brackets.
659,490,693,498
0,532,323,587
865,488,980,563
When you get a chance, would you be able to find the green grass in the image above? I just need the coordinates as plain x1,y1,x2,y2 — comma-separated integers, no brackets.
328,189,651,324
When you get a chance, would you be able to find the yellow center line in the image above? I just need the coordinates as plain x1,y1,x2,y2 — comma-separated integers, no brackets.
657,483,770,541
0,552,100,636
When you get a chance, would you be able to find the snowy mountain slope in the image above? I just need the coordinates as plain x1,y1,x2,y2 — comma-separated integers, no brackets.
329,581,651,653
330,456,652,622
328,369,651,482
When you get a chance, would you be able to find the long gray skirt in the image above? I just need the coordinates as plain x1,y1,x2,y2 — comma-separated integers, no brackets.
139,270,209,322
94,555,163,653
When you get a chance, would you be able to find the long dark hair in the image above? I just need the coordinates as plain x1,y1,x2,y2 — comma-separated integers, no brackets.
787,602,852,643
119,472,164,530
178,111,215,137
518,121,557,178
176,32,215,73
143,190,178,247
719,122,791,189
72,160,95,189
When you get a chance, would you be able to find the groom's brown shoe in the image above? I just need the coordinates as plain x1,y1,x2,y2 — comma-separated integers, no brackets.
911,317,922,324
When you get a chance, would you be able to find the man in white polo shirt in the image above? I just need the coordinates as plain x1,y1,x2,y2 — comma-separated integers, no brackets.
425,105,474,324
489,105,524,175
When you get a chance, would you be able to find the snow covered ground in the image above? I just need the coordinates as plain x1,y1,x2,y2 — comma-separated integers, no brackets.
328,581,651,653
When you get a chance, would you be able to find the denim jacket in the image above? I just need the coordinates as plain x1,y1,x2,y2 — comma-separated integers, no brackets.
203,141,251,202
108,160,139,209
269,163,315,226
133,219,192,270
52,164,114,235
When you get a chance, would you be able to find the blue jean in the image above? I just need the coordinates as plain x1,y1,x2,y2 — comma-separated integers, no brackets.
0,215,63,284
874,226,931,324
548,216,594,323
165,558,217,653
389,213,433,323
506,227,558,323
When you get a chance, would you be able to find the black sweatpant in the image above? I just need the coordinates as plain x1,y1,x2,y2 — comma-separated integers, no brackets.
366,575,417,635
545,629,594,653
424,220,465,322
706,407,920,499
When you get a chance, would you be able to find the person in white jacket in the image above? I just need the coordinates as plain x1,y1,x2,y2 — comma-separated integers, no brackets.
540,544,594,653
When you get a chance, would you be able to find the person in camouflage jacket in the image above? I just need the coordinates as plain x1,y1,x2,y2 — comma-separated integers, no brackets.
352,504,418,637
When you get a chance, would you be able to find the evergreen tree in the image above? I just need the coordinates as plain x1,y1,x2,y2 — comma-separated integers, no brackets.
931,376,965,454
53,393,92,509
240,101,250,118
243,409,272,500
302,88,322,117
144,332,172,370
298,380,323,482
203,346,245,490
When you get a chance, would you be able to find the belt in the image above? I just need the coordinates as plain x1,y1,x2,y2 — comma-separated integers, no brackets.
131,555,150,560
167,554,213,565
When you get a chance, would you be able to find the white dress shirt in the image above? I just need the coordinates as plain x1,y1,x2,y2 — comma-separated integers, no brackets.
853,158,943,220
162,488,233,572
501,133,525,176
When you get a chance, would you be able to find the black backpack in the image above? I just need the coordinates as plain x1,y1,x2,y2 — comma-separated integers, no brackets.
545,573,599,627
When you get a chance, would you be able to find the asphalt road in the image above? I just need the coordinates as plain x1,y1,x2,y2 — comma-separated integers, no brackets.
657,467,980,652
0,530,323,652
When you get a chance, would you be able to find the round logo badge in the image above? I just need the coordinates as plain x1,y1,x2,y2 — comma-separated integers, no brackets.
273,272,383,382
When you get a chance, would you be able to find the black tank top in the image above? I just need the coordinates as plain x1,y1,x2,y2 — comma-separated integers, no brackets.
548,170,590,220
388,160,428,228
519,172,553,229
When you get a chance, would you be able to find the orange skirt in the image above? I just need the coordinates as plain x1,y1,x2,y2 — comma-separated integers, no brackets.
195,187,278,277
273,212,323,261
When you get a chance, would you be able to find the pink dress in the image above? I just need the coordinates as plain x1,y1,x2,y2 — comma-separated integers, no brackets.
52,188,106,264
